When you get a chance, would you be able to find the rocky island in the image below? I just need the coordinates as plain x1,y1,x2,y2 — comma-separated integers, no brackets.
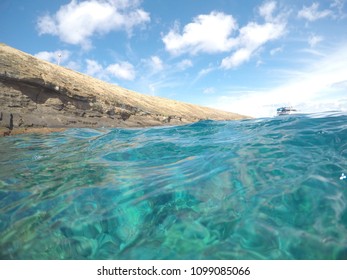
0,43,248,136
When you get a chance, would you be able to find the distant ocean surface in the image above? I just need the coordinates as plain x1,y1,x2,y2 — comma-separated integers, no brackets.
1,112,347,260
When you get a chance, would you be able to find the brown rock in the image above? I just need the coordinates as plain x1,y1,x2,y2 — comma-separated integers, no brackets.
0,43,249,135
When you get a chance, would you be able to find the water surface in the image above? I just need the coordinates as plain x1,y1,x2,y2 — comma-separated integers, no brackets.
1,112,347,259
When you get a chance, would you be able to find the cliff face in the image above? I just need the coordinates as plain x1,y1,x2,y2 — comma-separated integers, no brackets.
0,43,248,135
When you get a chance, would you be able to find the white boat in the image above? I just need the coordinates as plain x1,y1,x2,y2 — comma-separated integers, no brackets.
277,107,297,116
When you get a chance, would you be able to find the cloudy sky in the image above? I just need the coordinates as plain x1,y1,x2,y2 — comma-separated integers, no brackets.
1,0,347,117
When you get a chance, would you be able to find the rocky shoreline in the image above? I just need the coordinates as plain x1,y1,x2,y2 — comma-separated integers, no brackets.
0,44,249,136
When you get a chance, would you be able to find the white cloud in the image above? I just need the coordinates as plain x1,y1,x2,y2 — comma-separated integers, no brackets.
162,11,238,55
144,79,180,96
298,2,333,21
140,56,164,76
331,0,346,17
259,0,277,21
86,59,104,77
270,47,283,55
221,1,286,69
35,50,81,71
300,48,325,57
331,0,347,19
221,48,252,68
197,67,215,79
149,56,164,72
238,21,285,48
37,0,150,49
84,59,135,80
331,79,347,89
203,87,216,94
256,59,264,67
35,50,71,65
65,60,81,71
162,1,286,70
106,61,136,80
213,44,347,117
177,59,193,70
190,65,217,85
308,34,324,48
331,0,344,8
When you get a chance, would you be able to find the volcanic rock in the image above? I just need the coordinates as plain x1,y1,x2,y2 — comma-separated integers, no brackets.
0,43,248,135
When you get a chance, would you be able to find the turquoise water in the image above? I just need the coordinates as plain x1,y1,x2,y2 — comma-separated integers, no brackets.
1,112,347,260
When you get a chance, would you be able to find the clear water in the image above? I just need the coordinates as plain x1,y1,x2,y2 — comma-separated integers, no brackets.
1,112,347,260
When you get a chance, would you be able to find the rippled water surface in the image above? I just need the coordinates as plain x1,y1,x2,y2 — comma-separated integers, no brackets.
1,112,347,259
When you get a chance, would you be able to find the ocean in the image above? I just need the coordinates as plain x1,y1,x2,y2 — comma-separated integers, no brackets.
1,112,347,260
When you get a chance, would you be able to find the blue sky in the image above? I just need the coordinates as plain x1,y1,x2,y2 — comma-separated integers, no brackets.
1,0,347,117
